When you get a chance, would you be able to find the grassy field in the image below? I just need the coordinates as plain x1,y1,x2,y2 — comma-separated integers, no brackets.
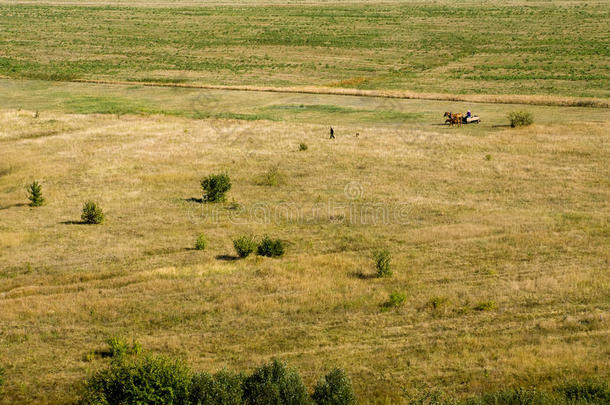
1,0,609,403
0,1,609,98
1,80,609,403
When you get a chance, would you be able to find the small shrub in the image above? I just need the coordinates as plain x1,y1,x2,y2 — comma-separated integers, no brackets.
257,236,285,257
81,201,104,224
374,249,392,277
558,378,610,404
0,366,4,391
484,154,492,161
474,300,496,311
82,354,191,405
312,368,356,405
201,173,231,202
189,370,245,405
27,180,45,206
233,235,258,258
298,143,308,151
382,291,406,310
508,111,533,127
106,337,142,358
427,296,448,310
195,233,207,250
260,166,283,186
243,359,309,405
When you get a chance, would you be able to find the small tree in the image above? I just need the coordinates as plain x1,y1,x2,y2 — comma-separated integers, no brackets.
201,173,231,202
27,181,45,206
243,359,309,405
195,233,207,250
374,249,392,277
81,201,104,224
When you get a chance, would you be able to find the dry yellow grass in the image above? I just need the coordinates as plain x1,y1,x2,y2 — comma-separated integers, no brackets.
0,101,608,403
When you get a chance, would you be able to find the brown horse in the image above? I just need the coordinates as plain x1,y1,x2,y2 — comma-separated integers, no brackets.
444,112,462,127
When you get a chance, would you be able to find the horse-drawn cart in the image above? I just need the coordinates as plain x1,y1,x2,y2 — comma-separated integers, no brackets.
462,116,481,124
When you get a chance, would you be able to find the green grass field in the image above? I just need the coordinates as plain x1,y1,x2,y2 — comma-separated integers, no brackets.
0,0,609,404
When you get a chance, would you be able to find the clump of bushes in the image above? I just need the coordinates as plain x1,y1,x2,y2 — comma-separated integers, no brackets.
382,291,406,310
201,173,231,202
243,359,309,404
508,111,533,127
82,345,357,405
257,236,285,257
233,235,258,258
312,368,357,405
373,249,392,277
195,233,207,250
81,201,104,224
298,143,308,151
26,180,45,206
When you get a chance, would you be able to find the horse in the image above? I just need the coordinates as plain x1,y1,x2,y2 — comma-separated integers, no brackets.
443,112,462,127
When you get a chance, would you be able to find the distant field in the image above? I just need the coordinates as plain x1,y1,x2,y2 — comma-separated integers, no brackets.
0,1,609,98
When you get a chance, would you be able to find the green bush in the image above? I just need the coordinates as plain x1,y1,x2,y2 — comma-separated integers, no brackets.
0,366,4,391
467,387,556,405
508,111,533,127
82,354,191,405
373,249,392,277
201,173,232,202
382,291,406,310
257,236,285,258
233,235,258,258
558,379,609,404
298,143,308,151
81,201,104,224
106,337,142,358
195,233,207,251
26,180,45,206
189,370,245,405
312,368,356,405
243,359,309,405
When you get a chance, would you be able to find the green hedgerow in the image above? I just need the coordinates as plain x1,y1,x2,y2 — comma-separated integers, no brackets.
189,370,245,405
81,201,104,224
257,236,285,257
201,173,232,202
195,233,207,250
233,235,258,258
243,359,309,405
82,354,191,405
373,249,392,277
26,180,45,206
312,368,356,405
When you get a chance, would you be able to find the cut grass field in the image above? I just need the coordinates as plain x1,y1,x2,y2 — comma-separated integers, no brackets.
0,82,609,402
0,0,609,98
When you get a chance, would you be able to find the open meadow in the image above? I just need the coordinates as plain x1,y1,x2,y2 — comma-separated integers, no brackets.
0,0,609,404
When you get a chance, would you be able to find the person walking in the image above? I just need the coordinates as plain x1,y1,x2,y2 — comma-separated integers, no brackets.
330,127,335,139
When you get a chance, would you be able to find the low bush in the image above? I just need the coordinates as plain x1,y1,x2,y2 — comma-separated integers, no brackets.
260,166,283,186
189,370,245,405
373,249,392,277
508,111,533,127
243,359,309,405
26,180,45,206
0,366,4,391
312,368,356,405
298,143,308,151
81,201,104,224
82,354,191,405
473,300,496,311
233,235,258,258
201,173,232,202
427,296,448,310
257,236,285,257
106,337,142,358
558,378,609,404
195,233,207,250
382,291,406,310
